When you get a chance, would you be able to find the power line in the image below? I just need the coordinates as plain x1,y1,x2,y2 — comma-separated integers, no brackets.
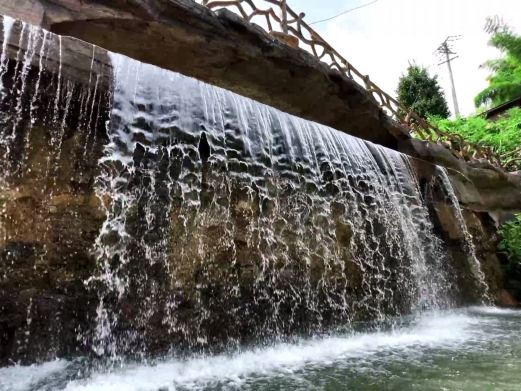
309,0,379,25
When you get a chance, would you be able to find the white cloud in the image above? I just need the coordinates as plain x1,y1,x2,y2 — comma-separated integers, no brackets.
309,0,521,116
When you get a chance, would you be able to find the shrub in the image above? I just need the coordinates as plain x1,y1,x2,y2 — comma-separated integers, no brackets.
475,26,521,108
430,107,521,169
500,214,521,263
499,214,521,300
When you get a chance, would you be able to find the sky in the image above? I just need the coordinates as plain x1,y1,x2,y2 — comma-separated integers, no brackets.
291,0,521,116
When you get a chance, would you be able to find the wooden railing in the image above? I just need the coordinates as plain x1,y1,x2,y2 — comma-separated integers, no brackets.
197,0,519,171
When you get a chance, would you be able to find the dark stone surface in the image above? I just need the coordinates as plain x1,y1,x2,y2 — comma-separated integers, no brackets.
0,47,110,364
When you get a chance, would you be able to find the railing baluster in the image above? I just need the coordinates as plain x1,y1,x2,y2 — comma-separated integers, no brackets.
281,0,288,34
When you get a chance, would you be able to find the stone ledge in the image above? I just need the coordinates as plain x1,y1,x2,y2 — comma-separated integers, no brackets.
0,0,410,148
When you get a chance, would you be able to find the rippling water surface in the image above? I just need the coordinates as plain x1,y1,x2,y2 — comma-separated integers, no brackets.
1,307,520,391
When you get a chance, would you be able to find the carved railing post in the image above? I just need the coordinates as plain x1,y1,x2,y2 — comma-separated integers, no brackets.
281,0,288,33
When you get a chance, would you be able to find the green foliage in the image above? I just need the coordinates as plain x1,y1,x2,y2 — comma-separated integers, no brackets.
499,214,521,299
430,108,521,168
475,26,521,108
500,214,521,263
397,65,450,119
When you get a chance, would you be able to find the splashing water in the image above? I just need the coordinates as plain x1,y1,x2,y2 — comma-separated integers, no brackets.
436,167,491,302
0,15,494,370
87,53,464,358
2,308,521,391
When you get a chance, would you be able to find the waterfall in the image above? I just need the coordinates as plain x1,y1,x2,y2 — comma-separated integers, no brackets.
436,167,491,301
0,16,107,186
0,15,492,364
87,53,461,357
0,16,109,361
0,15,13,92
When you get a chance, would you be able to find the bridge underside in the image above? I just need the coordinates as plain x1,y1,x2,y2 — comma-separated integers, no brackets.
0,0,520,213
0,0,409,148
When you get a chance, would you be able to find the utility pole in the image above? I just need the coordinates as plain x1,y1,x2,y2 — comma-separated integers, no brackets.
436,36,461,117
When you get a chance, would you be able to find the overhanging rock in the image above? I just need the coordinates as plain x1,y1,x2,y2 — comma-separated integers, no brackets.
0,4,520,218
0,0,409,148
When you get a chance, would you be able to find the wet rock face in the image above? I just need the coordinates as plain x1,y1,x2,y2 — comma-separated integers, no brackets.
0,39,109,363
0,13,520,366
422,174,506,304
165,174,364,350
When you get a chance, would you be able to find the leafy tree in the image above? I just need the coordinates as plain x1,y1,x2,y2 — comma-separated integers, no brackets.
475,21,521,108
397,65,450,119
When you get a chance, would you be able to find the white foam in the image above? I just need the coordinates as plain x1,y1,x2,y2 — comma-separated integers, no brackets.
63,311,477,391
469,306,521,316
0,359,67,391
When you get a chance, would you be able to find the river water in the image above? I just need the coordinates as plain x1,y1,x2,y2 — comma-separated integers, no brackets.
1,306,520,391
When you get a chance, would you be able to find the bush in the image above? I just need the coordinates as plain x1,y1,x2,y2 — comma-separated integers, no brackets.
475,27,521,108
499,214,521,300
430,107,521,169
500,214,521,263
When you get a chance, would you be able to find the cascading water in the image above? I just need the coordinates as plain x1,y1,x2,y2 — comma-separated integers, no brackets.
85,52,469,358
0,15,13,91
436,167,491,301
0,17,105,186
0,15,493,369
0,16,109,362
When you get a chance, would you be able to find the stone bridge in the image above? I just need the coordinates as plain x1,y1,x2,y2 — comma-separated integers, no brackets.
0,0,511,167
0,0,520,213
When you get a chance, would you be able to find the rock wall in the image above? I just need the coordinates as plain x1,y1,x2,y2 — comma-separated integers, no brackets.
0,12,520,366
0,21,110,363
400,138,521,305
